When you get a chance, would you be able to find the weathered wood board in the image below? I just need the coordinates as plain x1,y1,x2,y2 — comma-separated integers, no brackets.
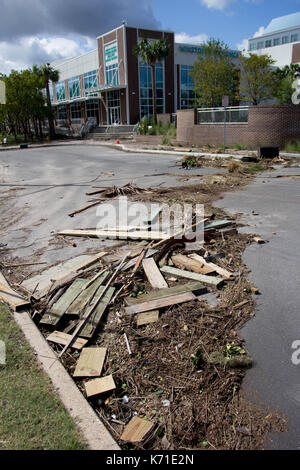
73,347,107,378
85,375,116,398
47,331,88,350
0,272,30,312
73,252,108,272
189,254,234,279
172,254,215,275
57,229,170,241
65,273,108,316
121,417,155,442
80,286,115,338
125,292,196,315
160,266,223,287
136,311,160,326
125,281,206,306
204,220,232,231
142,258,168,289
40,279,87,326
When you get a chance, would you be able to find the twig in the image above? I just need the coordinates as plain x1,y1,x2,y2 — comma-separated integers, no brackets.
124,333,132,356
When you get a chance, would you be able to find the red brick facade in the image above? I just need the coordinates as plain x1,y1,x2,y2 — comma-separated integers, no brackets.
177,105,300,148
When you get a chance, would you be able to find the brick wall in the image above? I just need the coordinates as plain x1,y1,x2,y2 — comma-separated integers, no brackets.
177,105,300,148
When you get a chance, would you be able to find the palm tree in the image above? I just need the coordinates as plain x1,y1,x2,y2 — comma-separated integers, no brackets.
134,38,170,123
33,63,59,138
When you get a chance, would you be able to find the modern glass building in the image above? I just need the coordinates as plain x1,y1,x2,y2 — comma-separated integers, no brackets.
50,24,240,127
248,12,300,67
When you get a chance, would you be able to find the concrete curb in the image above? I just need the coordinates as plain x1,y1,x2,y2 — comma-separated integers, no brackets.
14,309,120,451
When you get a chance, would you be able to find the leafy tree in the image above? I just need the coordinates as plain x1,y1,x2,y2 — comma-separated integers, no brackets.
134,38,170,123
273,64,300,104
239,53,275,105
33,63,59,138
190,39,239,108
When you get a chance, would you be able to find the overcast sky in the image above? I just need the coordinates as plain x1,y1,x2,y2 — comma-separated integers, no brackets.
1,0,300,74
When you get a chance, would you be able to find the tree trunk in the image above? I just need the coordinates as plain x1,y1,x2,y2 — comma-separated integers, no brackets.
151,63,157,124
46,79,55,139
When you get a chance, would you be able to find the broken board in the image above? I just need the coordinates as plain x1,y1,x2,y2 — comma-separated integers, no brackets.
57,229,170,241
172,254,215,275
65,273,109,316
0,272,30,312
136,311,160,326
40,278,87,326
125,292,196,316
85,375,116,398
189,254,234,279
160,266,223,287
80,286,115,338
142,258,168,289
47,331,88,350
125,281,207,306
73,347,107,378
121,416,155,443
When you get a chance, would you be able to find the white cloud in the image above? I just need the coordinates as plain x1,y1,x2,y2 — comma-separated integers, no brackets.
200,0,233,10
236,25,266,53
253,26,265,37
175,32,208,44
0,36,95,74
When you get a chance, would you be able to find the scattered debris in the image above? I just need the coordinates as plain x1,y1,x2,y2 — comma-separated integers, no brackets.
85,375,116,398
73,347,107,378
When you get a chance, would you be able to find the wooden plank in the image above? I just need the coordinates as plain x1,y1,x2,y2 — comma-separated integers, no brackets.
65,273,109,316
142,258,168,289
40,279,87,326
80,286,115,339
125,292,196,315
189,254,235,279
46,331,88,350
0,272,30,312
57,230,170,241
172,254,215,275
137,311,160,326
204,220,232,231
125,281,207,306
74,252,108,272
85,375,116,398
58,253,129,358
122,249,157,271
73,347,107,378
121,417,155,442
160,266,223,287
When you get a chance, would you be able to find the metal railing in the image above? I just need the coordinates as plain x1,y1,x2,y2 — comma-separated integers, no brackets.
197,106,249,124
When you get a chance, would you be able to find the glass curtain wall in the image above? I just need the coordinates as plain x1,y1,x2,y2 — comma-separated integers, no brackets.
139,62,164,119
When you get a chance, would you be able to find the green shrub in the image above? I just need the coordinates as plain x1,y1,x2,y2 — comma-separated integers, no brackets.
285,140,300,153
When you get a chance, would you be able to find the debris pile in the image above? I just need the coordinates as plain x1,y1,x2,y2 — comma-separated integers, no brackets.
0,186,286,450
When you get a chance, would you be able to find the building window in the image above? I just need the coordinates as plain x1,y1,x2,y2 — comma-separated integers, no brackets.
107,90,120,108
282,36,289,44
56,81,66,101
49,83,53,103
86,99,99,122
139,62,164,118
84,70,98,96
105,41,119,87
180,65,196,109
70,102,82,120
68,76,80,100
106,64,119,86
58,104,67,121
249,43,257,51
265,40,272,48
257,41,264,49
273,38,280,46
291,34,299,43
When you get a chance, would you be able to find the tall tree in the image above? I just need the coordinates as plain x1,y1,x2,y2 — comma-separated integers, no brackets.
273,63,300,104
190,39,238,108
33,63,59,138
239,53,275,105
134,38,170,123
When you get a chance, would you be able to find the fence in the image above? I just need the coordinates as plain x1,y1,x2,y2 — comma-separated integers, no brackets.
197,106,249,125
